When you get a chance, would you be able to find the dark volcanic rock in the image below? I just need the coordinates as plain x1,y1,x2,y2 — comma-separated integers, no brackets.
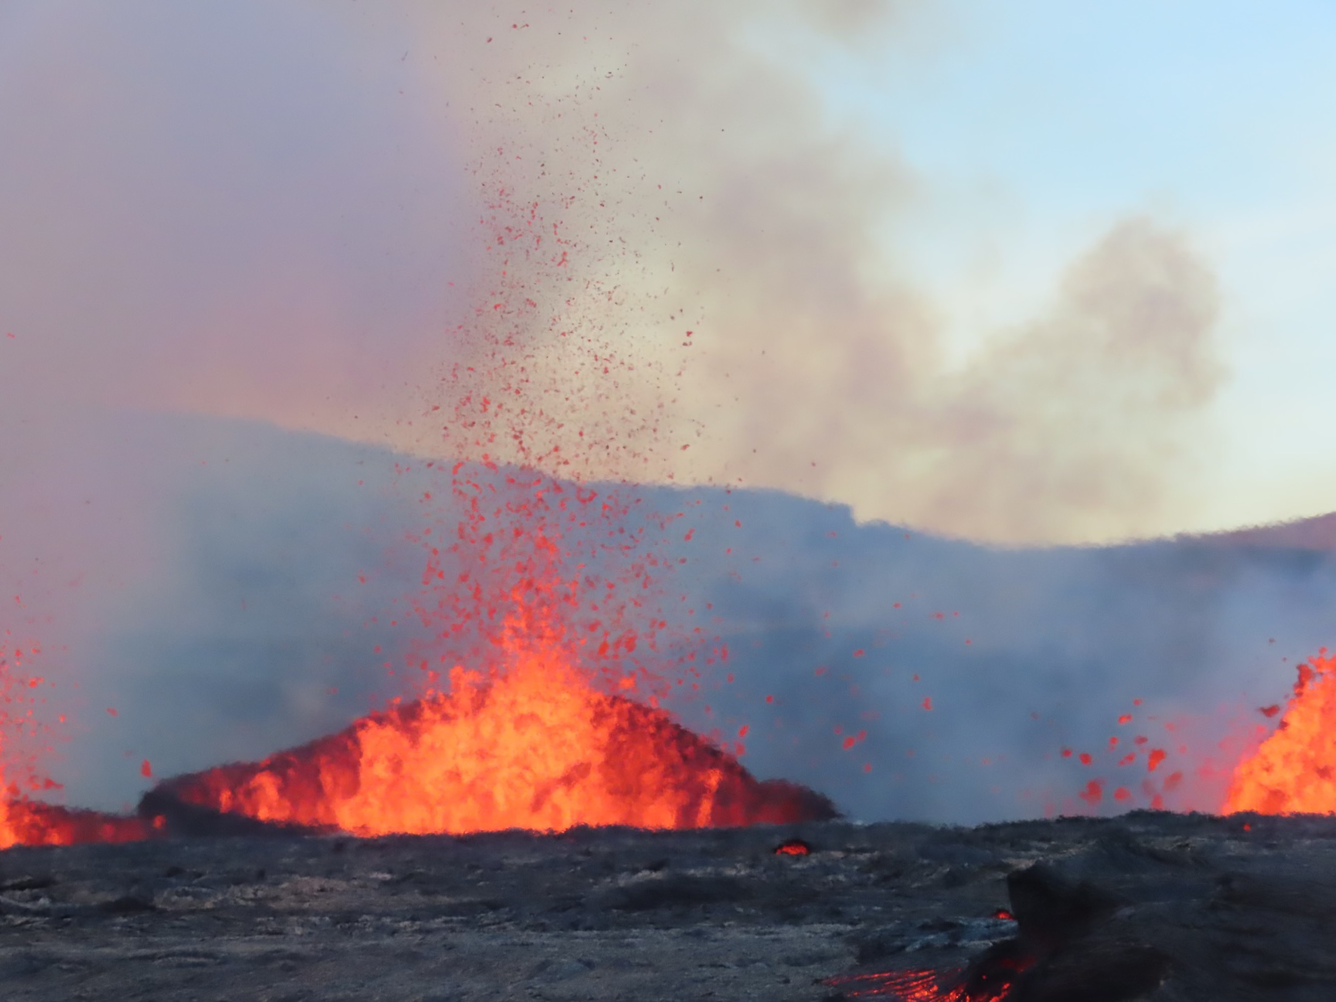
0,811,1333,1000
1005,862,1122,949
137,788,329,838
592,873,754,910
1012,939,1171,1002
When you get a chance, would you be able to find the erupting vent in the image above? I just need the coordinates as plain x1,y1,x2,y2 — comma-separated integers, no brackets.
1226,648,1336,815
148,626,833,837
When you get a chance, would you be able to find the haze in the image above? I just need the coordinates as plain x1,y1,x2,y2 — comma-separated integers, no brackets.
2,1,1334,817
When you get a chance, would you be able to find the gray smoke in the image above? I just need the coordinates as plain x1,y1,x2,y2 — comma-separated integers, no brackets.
2,1,1230,544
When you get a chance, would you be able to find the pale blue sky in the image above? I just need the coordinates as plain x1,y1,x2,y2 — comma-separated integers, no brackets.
807,1,1336,529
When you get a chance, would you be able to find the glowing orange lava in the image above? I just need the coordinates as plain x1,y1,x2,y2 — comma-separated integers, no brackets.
0,800,149,849
1225,648,1336,815
155,611,831,836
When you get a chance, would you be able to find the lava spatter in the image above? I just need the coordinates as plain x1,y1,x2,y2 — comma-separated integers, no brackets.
3,27,761,847
151,604,834,836
1,637,149,847
1225,648,1336,815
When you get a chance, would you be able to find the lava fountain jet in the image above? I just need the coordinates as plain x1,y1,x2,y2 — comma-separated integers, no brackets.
1224,648,1336,815
147,605,835,836
133,471,842,838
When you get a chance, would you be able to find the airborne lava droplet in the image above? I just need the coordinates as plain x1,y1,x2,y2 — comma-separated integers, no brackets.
1079,779,1104,805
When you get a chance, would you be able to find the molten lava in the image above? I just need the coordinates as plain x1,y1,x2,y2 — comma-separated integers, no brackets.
1225,648,1336,815
827,969,968,1001
0,800,149,849
824,957,1030,1002
153,621,831,836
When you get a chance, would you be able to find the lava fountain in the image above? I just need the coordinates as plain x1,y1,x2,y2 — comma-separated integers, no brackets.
1224,647,1336,815
148,603,833,835
0,63,830,845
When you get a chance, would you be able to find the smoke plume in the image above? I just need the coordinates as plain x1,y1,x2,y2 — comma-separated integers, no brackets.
347,0,1226,543
2,1,1226,543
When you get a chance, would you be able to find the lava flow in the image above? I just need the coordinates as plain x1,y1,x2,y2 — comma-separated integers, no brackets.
823,965,1022,1002
151,609,833,836
1224,647,1336,815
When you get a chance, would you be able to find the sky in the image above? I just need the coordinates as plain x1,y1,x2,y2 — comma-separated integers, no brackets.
818,0,1336,533
2,0,1335,544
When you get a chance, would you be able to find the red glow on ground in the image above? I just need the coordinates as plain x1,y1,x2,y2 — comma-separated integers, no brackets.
824,956,1032,1002
774,837,811,856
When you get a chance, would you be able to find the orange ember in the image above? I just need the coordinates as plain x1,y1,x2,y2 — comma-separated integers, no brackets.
155,619,831,836
824,965,1023,1002
827,969,962,1001
825,939,1036,1001
1225,648,1336,815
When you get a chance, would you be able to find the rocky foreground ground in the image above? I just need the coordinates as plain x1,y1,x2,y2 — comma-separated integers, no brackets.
0,810,1334,1001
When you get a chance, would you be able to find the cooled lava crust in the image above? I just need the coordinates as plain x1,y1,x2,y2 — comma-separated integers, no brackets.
0,811,1334,1000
